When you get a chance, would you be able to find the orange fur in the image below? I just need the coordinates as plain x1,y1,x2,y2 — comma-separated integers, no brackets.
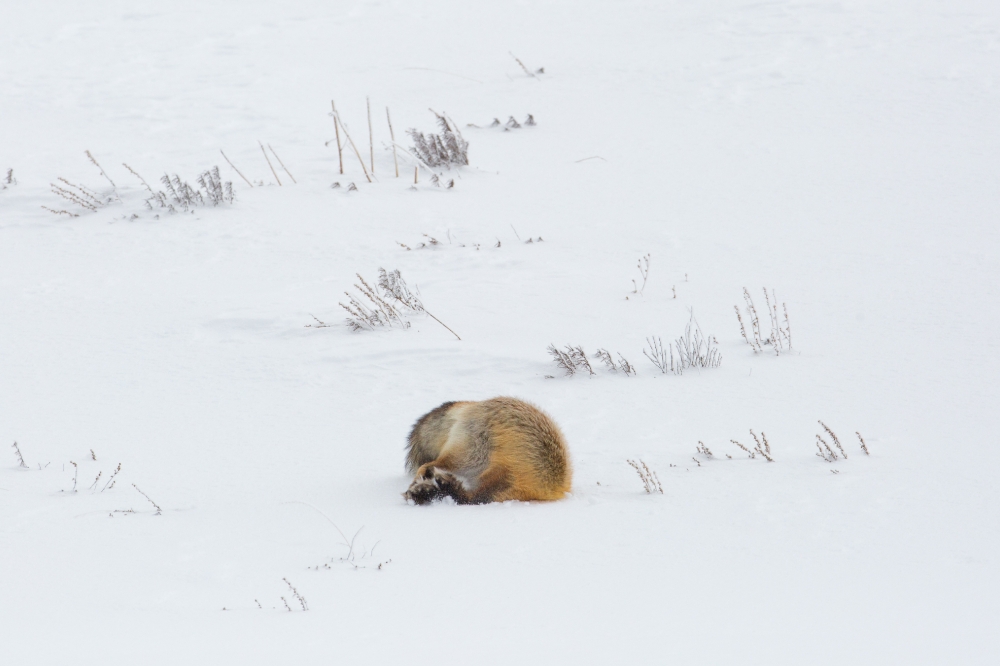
404,397,571,504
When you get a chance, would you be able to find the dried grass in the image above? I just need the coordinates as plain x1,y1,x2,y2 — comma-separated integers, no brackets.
736,287,791,354
627,459,663,494
408,111,469,168
644,311,721,375
335,268,460,340
547,345,635,377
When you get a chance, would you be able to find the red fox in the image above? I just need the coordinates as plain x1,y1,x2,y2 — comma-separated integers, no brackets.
404,397,572,504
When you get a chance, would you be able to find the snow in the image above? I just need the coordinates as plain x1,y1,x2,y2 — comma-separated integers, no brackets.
2,0,998,663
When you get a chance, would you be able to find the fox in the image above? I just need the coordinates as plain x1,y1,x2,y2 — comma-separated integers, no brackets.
403,397,572,505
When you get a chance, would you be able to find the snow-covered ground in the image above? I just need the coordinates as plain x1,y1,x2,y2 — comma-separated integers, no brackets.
2,0,998,662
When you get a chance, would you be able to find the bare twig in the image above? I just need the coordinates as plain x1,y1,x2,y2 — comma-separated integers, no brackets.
819,421,846,459
283,578,309,611
367,96,374,175
509,51,540,80
856,431,870,455
386,107,399,177
102,463,122,491
334,110,373,183
330,101,344,174
220,150,253,188
268,144,296,184
258,141,282,186
123,163,154,194
12,441,28,468
85,150,117,189
132,483,162,515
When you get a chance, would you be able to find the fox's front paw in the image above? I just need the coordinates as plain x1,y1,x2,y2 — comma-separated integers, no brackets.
404,477,441,505
404,466,461,505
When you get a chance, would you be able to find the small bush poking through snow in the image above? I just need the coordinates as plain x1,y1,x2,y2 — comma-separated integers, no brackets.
146,167,234,212
730,429,774,462
644,311,721,375
332,268,460,340
408,112,469,168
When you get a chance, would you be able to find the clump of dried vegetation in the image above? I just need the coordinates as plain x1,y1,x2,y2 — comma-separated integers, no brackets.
546,345,636,377
43,150,235,218
143,167,235,212
644,311,721,375
730,429,774,462
627,459,663,494
408,111,469,168
815,420,870,462
736,287,791,354
308,268,460,340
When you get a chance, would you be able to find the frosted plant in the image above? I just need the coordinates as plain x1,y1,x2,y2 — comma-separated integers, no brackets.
407,112,469,168
644,311,721,375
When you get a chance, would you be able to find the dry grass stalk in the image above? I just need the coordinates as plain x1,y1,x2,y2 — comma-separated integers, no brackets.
644,336,675,374
258,140,282,186
12,441,28,468
330,101,344,175
101,463,121,491
3,168,14,186
123,163,154,194
333,110,373,183
283,578,309,611
282,597,292,612
627,459,663,494
85,150,117,189
815,435,837,462
132,483,162,515
818,421,846,459
594,348,636,376
220,149,254,188
696,441,713,457
367,96,374,175
304,314,331,328
509,51,540,80
731,439,754,459
750,429,774,462
631,254,650,295
268,144,296,184
386,107,399,177
51,178,103,212
89,471,103,491
41,206,78,217
856,431,870,455
69,461,78,492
